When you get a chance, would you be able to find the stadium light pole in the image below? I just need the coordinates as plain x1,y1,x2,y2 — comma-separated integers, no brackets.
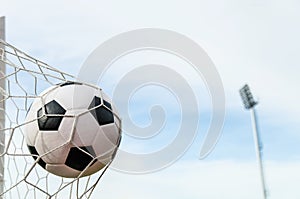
239,84,268,199
0,16,5,198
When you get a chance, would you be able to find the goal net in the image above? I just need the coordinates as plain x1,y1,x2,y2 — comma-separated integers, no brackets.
0,39,112,199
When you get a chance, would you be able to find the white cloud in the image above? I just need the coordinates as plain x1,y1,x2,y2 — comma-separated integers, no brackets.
92,160,300,199
2,0,299,120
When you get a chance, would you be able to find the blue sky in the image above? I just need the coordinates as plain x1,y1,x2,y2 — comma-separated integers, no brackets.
1,0,300,198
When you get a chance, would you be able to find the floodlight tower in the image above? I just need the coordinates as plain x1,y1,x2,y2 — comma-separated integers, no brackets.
239,84,267,199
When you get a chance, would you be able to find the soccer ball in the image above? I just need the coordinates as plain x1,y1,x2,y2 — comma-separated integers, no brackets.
24,81,121,178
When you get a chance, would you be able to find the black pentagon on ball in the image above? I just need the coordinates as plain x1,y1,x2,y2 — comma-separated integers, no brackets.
89,96,114,126
37,100,66,131
58,81,82,87
65,146,96,171
27,145,46,169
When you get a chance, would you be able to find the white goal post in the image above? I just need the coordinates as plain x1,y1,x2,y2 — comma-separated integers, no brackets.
0,16,6,198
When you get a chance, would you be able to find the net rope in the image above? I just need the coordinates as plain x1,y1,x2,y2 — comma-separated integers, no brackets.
0,39,116,199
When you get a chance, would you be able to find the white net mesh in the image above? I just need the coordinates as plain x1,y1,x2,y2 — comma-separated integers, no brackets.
0,39,116,199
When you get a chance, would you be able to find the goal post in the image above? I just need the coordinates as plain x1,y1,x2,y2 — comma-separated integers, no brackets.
0,16,5,198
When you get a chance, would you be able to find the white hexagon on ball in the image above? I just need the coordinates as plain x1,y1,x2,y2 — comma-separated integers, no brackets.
24,81,121,178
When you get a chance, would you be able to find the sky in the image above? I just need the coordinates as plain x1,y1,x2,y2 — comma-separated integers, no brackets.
1,0,300,198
